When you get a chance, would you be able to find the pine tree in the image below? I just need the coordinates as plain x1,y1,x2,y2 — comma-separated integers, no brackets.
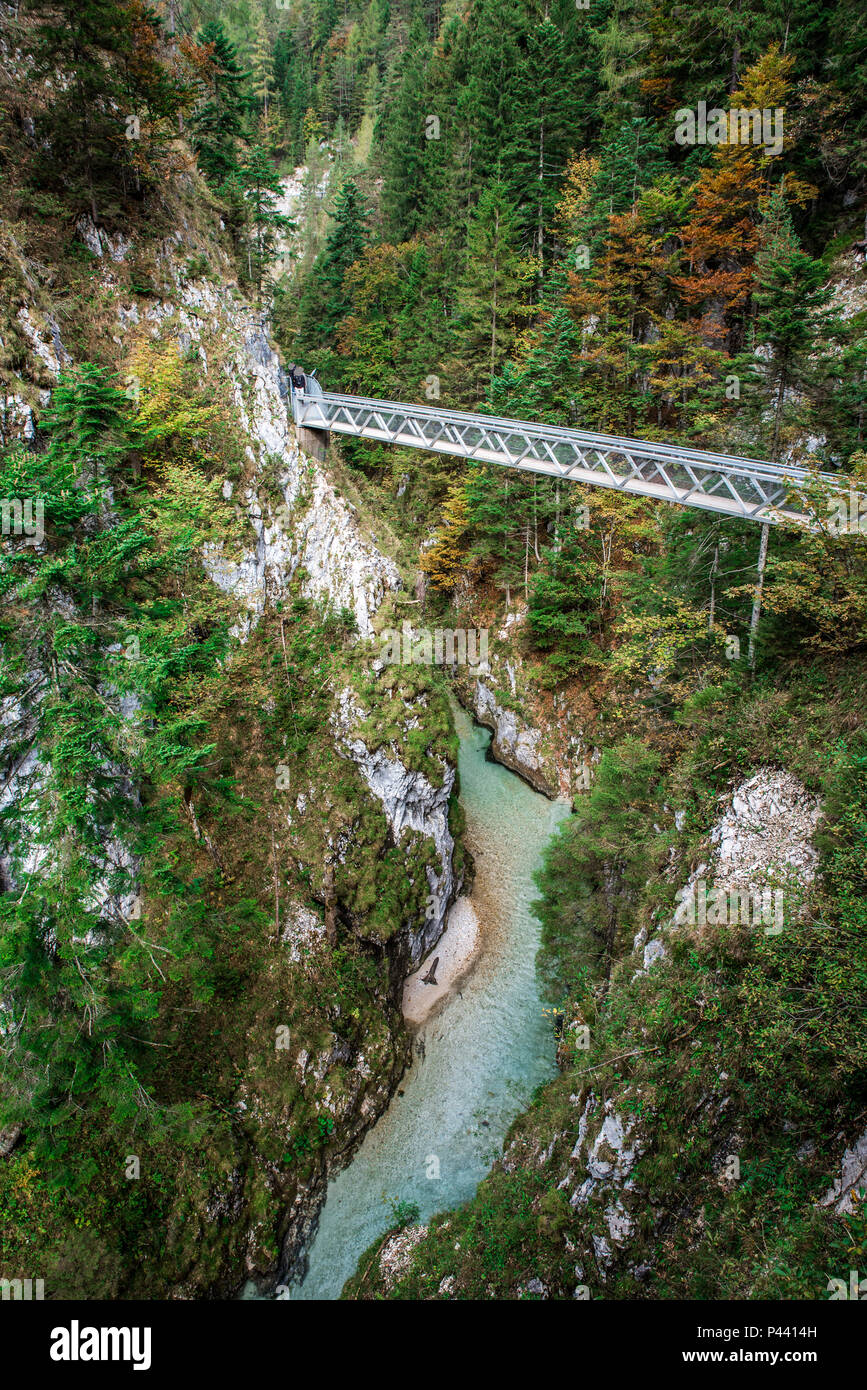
450,0,525,194
565,202,669,435
642,0,832,113
747,181,835,459
191,21,247,189
295,179,369,384
377,15,432,241
240,143,295,299
453,179,528,402
595,0,654,133
827,0,867,182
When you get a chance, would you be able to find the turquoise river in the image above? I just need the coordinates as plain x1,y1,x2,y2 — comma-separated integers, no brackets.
288,699,569,1299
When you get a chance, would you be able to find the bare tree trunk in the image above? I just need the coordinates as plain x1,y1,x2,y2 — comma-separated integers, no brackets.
533,479,540,560
747,523,770,669
490,207,499,382
537,118,545,281
323,860,337,946
729,37,741,93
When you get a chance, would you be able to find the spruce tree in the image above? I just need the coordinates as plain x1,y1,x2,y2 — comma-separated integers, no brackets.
528,514,604,679
748,182,835,459
191,21,247,189
505,14,592,274
240,143,295,299
453,178,527,402
28,0,185,216
377,15,432,241
294,179,369,384
0,364,242,1167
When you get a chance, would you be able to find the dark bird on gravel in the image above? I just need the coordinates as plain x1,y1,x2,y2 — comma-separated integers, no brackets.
421,957,439,985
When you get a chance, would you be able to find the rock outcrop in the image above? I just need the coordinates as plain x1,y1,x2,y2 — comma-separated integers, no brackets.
634,767,824,971
333,687,458,967
819,1127,867,1217
451,605,596,801
467,678,555,797
112,254,401,640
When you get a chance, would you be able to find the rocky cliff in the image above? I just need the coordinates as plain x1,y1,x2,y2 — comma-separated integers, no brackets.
0,188,462,1298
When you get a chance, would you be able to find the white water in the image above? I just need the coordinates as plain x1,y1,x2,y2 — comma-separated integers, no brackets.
286,701,568,1300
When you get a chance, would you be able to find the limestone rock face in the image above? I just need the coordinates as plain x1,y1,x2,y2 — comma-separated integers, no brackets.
291,470,400,638
820,1128,867,1216
0,1125,22,1159
475,681,545,772
634,767,825,971
682,770,821,910
75,214,131,262
333,688,457,966
486,1089,649,1284
378,1224,429,1292
642,937,666,972
465,679,556,797
124,268,401,640
565,1096,644,1215
279,901,327,964
708,770,822,887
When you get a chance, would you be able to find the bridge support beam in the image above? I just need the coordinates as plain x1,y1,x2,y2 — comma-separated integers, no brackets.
296,424,330,463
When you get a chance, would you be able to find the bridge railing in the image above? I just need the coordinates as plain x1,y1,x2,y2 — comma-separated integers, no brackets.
291,387,864,530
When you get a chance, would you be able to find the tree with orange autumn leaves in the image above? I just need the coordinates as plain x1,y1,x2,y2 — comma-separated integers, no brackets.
674,46,817,352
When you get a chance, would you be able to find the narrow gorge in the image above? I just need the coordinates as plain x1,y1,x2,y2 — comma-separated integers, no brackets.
1,0,865,1338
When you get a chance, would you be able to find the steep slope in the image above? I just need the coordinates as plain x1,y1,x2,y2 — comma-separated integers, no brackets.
0,46,462,1298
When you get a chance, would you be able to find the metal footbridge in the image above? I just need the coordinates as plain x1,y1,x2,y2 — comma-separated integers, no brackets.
290,377,862,529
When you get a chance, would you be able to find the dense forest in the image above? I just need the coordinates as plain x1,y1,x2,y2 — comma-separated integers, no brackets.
1,0,866,1315
183,0,867,674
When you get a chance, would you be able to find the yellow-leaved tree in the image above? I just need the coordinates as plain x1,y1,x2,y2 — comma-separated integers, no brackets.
419,480,474,592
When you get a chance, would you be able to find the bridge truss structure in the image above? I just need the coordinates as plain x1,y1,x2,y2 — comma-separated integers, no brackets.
291,382,863,530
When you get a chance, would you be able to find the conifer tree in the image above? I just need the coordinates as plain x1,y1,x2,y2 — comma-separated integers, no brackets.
28,0,186,215
747,182,834,459
191,20,247,189
453,179,527,401
814,327,867,464
0,366,236,1155
463,465,536,607
240,143,295,299
505,13,597,273
377,15,432,241
528,514,604,679
249,11,276,124
295,179,369,384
